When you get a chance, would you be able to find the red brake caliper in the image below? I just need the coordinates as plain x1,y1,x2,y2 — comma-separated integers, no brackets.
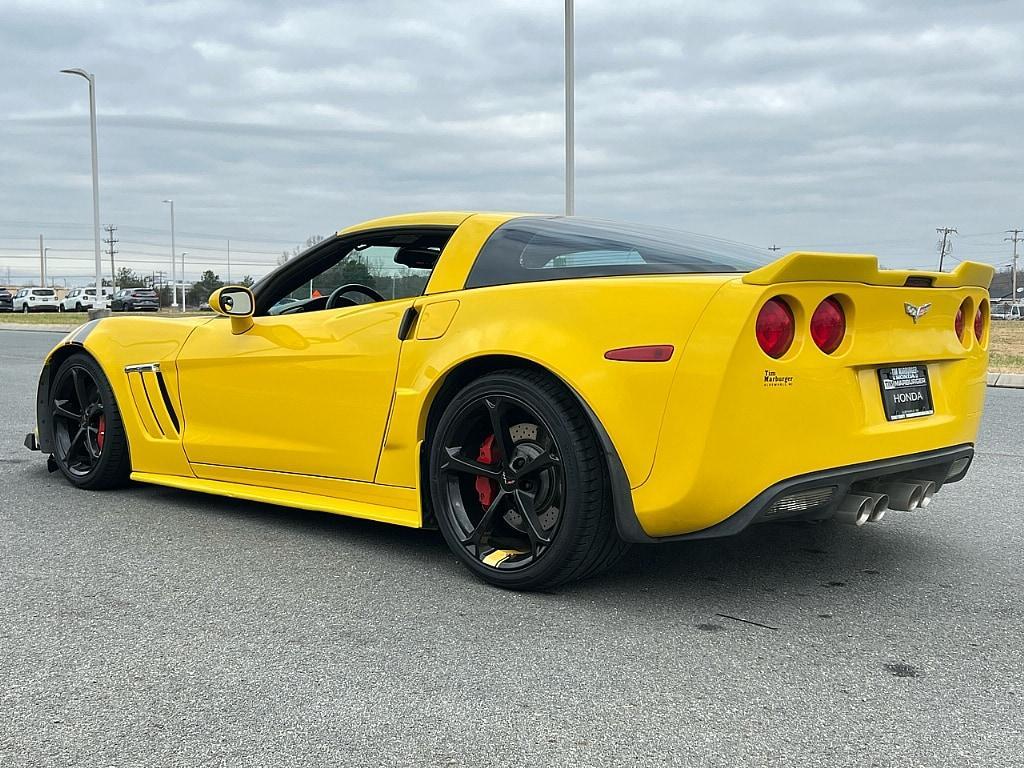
475,434,498,507
96,415,106,451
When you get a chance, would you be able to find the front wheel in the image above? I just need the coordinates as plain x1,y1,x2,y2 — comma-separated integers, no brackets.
429,369,628,590
22,304,29,314
49,353,131,489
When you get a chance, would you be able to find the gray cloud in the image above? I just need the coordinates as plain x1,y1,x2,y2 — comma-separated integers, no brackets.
1,0,1022,282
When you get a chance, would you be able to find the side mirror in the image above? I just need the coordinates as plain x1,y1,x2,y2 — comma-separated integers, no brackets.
209,286,255,334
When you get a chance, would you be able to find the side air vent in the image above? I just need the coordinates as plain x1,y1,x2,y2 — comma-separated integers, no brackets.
124,363,180,438
154,370,180,432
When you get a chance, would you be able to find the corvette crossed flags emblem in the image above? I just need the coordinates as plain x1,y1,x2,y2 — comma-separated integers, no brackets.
904,303,932,323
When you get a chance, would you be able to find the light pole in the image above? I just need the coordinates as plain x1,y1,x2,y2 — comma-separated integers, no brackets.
180,252,187,310
60,68,103,303
43,247,51,287
564,0,574,216
162,200,178,308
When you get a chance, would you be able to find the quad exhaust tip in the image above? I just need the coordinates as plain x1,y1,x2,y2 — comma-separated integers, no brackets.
835,492,890,526
835,493,874,526
878,481,924,511
907,480,937,508
860,491,889,523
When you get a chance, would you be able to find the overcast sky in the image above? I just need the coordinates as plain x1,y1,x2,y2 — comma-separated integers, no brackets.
1,0,1022,284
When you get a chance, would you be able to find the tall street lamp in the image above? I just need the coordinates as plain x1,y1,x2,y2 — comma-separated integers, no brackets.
564,0,574,216
162,199,178,308
60,68,103,302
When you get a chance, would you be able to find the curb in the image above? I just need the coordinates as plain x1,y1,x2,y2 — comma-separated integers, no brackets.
987,372,1024,389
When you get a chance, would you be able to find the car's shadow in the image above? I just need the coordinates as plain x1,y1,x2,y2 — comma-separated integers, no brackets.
119,476,951,611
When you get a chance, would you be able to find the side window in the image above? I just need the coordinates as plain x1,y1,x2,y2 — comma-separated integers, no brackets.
278,246,435,309
285,246,433,303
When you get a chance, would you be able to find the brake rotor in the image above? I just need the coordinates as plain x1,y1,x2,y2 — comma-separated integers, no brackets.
501,423,559,533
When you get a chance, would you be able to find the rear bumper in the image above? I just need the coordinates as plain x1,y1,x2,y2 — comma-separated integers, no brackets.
616,444,973,543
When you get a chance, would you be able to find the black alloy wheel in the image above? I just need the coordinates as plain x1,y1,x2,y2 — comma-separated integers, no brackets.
429,369,628,589
50,353,131,489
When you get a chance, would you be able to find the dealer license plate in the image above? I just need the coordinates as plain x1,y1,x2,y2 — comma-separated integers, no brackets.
878,365,933,421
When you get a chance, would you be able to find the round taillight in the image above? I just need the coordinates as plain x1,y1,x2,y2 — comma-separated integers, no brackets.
810,296,846,354
974,305,985,340
755,297,795,359
954,303,966,339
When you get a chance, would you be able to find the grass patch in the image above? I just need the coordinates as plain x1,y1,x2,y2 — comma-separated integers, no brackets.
989,320,1024,373
0,311,78,326
0,309,209,327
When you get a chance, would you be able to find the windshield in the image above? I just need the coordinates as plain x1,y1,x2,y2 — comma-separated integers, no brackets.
465,217,770,289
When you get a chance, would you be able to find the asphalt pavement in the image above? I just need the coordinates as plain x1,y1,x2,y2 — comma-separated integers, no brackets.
1,328,1022,767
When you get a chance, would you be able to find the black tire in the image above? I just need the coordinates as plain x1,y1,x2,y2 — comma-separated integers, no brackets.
429,369,628,590
49,352,131,490
22,304,29,314
75,303,83,312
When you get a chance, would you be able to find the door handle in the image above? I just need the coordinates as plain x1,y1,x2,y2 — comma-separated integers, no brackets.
397,307,418,340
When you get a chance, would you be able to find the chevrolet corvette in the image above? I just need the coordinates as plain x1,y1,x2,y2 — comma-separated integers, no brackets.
25,212,994,589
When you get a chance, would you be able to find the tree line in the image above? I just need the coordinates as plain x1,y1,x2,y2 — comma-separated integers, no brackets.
113,267,255,308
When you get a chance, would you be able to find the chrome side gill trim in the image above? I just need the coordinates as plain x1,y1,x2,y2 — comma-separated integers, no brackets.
124,362,161,374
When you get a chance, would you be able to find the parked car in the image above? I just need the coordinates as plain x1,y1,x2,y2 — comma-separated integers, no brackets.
60,287,112,312
23,211,994,589
0,289,13,312
110,288,160,312
13,287,59,313
990,301,1023,321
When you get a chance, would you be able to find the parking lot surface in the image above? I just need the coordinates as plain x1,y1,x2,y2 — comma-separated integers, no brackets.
2,328,1022,767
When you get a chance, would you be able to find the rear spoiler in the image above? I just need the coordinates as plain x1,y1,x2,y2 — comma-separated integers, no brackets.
743,252,994,290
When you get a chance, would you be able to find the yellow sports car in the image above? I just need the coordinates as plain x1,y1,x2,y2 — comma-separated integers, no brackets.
25,212,993,589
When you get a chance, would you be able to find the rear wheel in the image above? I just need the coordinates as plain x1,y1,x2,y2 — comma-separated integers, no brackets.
49,353,131,489
429,369,628,590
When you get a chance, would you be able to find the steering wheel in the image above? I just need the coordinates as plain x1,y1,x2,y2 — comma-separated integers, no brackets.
326,283,386,309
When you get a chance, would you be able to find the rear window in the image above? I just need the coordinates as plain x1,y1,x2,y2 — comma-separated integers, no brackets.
465,217,769,289
32,289,55,296
130,289,157,296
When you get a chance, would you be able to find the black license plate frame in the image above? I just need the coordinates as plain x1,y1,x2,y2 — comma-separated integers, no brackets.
877,364,934,421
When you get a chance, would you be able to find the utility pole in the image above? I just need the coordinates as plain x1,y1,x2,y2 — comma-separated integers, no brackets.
226,238,232,284
936,227,957,271
181,252,187,310
103,224,118,291
1006,229,1022,304
769,244,782,252
38,234,46,287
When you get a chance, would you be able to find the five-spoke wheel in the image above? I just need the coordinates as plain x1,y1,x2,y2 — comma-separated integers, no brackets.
429,369,627,589
49,353,130,489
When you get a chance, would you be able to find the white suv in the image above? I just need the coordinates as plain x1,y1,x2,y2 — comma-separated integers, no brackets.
60,287,111,312
13,288,59,313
